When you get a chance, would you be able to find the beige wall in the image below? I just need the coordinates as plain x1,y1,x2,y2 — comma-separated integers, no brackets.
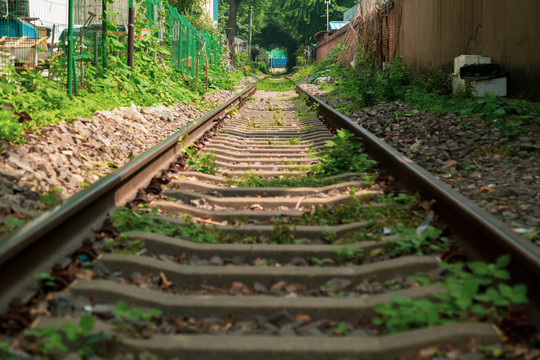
396,0,540,99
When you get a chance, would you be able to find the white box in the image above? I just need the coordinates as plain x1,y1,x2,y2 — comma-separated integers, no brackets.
470,77,507,97
454,55,492,74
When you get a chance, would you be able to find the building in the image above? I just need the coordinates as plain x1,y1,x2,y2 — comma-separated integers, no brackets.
202,0,218,22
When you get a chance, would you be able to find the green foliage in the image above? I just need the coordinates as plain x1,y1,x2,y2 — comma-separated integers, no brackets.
39,187,64,207
457,93,539,138
423,63,451,94
373,255,529,334
276,0,357,43
390,225,448,256
0,341,17,360
291,63,317,82
226,129,377,188
0,5,240,143
332,322,350,335
0,217,29,236
271,218,297,244
109,206,179,237
25,315,110,358
256,78,295,91
333,247,364,264
113,301,163,325
184,147,218,175
293,192,425,236
109,206,220,244
35,272,56,294
298,55,539,138
288,137,301,145
225,172,341,188
314,129,377,176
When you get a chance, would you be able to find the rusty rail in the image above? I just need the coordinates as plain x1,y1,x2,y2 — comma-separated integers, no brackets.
295,83,540,308
0,83,257,312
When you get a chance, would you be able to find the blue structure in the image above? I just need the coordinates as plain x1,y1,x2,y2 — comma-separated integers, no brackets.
269,58,288,70
328,21,349,32
0,16,38,38
213,0,218,21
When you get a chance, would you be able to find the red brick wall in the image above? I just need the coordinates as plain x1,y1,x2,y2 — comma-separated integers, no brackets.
381,7,395,61
315,2,396,66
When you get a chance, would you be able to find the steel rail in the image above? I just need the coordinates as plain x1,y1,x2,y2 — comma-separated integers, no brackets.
296,84,540,306
0,83,257,312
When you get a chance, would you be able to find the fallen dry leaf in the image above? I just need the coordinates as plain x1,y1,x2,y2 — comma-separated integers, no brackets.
159,272,174,289
295,314,311,324
479,186,496,193
418,346,439,360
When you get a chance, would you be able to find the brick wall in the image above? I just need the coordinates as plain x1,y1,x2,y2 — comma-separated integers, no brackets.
315,1,396,66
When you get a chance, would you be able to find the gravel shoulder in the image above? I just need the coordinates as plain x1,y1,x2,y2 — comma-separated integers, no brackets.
300,83,540,243
0,82,253,232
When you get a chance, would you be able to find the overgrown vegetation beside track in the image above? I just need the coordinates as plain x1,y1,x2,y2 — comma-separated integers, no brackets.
292,45,540,138
0,10,242,144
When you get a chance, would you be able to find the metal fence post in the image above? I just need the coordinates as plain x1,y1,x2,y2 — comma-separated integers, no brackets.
67,0,74,96
128,0,135,70
102,0,108,73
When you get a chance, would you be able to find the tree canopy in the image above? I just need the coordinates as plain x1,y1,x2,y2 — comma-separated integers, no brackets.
218,0,357,64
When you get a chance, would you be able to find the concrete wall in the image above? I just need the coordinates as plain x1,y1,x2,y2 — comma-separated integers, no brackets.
396,0,540,99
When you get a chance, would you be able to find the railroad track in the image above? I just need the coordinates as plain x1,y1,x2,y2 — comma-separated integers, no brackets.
0,79,539,359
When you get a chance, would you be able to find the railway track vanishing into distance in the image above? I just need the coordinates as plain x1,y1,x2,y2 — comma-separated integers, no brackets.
0,78,539,359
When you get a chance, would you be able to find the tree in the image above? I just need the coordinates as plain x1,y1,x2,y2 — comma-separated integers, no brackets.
220,0,356,67
224,0,242,63
277,0,356,43
167,0,204,17
221,0,267,64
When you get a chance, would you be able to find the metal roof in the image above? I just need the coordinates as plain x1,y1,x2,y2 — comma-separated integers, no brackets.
329,21,349,32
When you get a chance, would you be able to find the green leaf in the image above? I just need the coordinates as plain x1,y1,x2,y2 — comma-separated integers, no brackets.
495,254,511,268
461,279,480,298
148,308,163,317
470,304,486,316
48,333,68,351
115,300,128,313
79,315,94,336
456,296,472,311
499,283,513,299
61,323,79,342
469,261,488,275
513,284,528,296
493,269,510,280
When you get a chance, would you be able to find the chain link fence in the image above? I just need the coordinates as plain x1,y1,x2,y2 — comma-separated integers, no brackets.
1,0,222,94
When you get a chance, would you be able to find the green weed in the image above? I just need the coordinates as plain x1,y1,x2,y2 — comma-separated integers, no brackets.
297,56,539,138
25,315,110,358
288,137,301,145
390,225,448,256
183,147,218,175
373,255,528,333
333,247,364,264
314,129,377,176
0,341,17,360
113,301,162,326
256,78,295,92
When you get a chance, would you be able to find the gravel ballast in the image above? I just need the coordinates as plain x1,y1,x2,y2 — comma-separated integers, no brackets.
0,86,251,231
300,83,539,242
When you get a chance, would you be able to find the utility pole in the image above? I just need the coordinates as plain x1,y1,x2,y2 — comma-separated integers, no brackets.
248,5,252,58
325,0,331,32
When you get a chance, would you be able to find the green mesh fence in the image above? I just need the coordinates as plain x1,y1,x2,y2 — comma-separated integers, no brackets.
1,0,222,95
162,0,220,76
